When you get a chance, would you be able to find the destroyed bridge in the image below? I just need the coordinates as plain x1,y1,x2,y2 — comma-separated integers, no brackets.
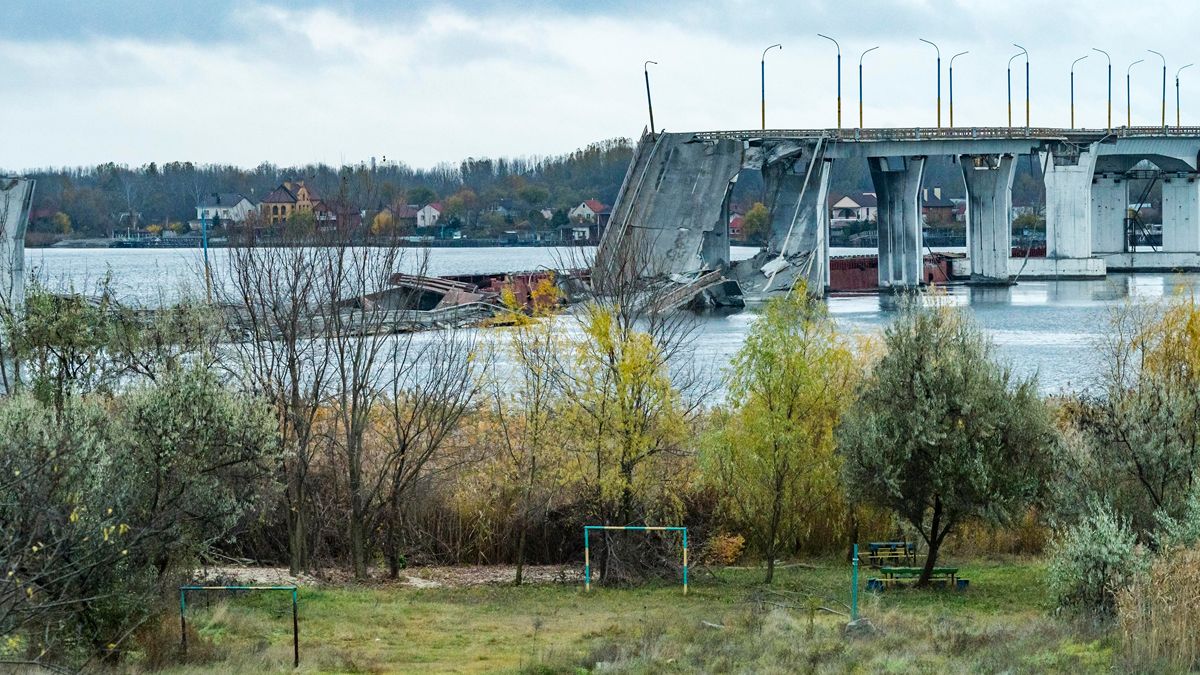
594,126,1200,305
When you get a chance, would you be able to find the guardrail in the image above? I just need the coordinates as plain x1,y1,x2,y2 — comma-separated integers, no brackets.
690,126,1200,143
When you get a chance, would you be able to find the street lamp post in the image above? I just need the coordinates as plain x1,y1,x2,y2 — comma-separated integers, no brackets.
761,43,782,130
817,34,841,129
1007,51,1019,128
1070,55,1088,129
858,46,879,128
949,51,968,127
919,39,941,127
643,60,657,135
1093,48,1112,131
1149,50,1167,127
1128,59,1144,127
1178,64,1195,127
1014,44,1029,128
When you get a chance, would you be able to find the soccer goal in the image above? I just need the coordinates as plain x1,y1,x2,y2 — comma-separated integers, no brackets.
583,525,689,594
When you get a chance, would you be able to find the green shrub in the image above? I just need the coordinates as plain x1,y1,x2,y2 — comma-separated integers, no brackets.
1047,502,1147,615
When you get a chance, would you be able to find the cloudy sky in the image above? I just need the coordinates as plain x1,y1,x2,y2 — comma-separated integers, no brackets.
2,0,1199,171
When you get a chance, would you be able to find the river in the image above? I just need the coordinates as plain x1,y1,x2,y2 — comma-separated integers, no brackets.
24,245,1197,394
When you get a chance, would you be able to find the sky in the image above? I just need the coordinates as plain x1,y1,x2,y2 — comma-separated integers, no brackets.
3,0,1200,171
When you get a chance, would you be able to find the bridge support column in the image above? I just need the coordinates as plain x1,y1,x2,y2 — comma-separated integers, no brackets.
870,156,926,288
1161,173,1200,252
1,178,35,394
1091,174,1127,253
961,154,1016,282
1042,146,1098,259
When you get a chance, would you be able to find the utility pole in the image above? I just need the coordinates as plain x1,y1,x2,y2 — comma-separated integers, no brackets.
858,46,879,128
1014,44,1029,128
1149,50,1167,127
818,34,842,129
1128,59,1144,127
949,51,968,128
761,43,782,130
1178,64,1195,127
643,60,657,135
1093,48,1112,131
919,39,941,128
1070,55,1088,129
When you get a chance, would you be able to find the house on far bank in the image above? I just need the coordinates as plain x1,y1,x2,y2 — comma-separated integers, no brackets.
314,199,363,232
378,204,420,232
921,187,955,226
417,202,443,230
191,193,255,230
569,199,611,228
562,199,611,242
728,213,745,241
829,192,877,229
260,181,320,225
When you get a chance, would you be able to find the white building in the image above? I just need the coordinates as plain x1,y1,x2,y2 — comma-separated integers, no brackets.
417,203,443,229
194,193,255,227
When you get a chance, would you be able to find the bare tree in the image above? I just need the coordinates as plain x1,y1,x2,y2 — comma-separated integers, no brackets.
212,228,335,574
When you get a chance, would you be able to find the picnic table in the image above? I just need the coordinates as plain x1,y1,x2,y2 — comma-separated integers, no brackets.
862,541,916,567
866,566,969,591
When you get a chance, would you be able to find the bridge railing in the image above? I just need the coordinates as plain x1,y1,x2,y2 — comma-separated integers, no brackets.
690,126,1200,143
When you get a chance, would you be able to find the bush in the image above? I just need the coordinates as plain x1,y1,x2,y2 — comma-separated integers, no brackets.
1117,545,1200,670
1047,503,1147,615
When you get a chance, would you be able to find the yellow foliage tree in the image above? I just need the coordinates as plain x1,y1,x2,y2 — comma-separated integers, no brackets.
564,304,688,527
701,290,857,582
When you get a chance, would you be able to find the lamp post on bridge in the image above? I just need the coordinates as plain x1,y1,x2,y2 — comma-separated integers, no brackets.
1014,44,1029,128
1093,48,1112,131
761,43,782,130
858,46,879,128
1007,51,1019,129
643,60,657,135
1127,59,1144,127
817,34,842,129
949,51,968,128
919,38,941,128
1178,64,1194,127
1149,50,1167,128
1070,55,1088,129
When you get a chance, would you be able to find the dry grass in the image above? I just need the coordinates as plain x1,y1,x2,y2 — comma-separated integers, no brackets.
1117,545,1200,672
124,559,1115,674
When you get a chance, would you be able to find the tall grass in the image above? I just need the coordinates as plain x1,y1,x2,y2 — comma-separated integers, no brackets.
1117,545,1200,671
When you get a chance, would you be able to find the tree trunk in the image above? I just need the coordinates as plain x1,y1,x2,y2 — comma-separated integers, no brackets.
514,525,528,586
917,495,943,587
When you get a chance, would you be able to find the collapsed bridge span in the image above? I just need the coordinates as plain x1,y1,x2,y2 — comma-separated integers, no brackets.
595,130,830,305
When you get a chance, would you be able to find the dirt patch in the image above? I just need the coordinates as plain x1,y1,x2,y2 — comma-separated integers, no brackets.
190,564,583,589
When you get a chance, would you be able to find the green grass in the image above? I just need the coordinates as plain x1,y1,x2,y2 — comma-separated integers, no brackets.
142,558,1116,674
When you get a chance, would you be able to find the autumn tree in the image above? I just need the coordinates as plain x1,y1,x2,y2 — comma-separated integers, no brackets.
488,276,565,584
741,202,770,243
838,296,1057,585
1058,293,1200,538
702,291,856,582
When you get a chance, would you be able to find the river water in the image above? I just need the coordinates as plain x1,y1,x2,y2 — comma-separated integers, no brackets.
24,245,1198,395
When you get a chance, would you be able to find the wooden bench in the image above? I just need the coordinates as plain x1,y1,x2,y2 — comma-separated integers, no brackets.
862,541,916,567
866,566,969,591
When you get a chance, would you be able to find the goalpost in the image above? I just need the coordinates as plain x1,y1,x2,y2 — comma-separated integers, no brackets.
583,525,689,594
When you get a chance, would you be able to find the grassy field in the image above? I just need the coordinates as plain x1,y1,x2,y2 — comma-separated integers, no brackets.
144,558,1117,674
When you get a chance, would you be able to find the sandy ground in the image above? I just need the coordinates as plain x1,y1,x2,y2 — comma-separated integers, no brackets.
191,564,584,589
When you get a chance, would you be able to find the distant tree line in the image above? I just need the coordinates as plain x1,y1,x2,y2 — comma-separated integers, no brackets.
10,138,634,241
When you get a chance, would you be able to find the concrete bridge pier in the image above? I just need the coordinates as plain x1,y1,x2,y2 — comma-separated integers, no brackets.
1,178,35,394
1038,145,1105,277
1161,173,1200,252
960,154,1016,282
869,155,926,288
1091,174,1128,253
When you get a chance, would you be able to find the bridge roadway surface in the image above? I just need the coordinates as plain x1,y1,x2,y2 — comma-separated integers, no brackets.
596,126,1200,300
